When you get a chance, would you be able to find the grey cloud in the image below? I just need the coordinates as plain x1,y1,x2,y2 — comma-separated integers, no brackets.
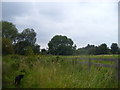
2,2,118,49
2,2,33,21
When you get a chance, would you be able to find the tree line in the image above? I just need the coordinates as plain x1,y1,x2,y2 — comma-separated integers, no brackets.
75,43,120,55
2,21,40,55
1,21,120,56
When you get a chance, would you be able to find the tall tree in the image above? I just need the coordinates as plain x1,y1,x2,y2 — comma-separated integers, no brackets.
14,41,31,55
2,38,14,55
19,28,36,45
2,21,18,44
14,28,38,55
111,43,119,54
48,35,75,55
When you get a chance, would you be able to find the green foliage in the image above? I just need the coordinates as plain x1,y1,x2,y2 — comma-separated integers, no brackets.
25,46,34,56
1,21,119,56
14,41,31,55
76,44,97,55
2,38,14,55
2,21,18,43
14,28,40,55
76,44,110,55
96,43,109,55
2,55,118,88
111,43,119,54
33,44,40,54
2,21,40,55
41,49,48,55
19,28,36,45
48,35,75,55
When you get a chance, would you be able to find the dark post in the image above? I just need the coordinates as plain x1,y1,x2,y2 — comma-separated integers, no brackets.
115,58,118,84
88,56,91,72
118,55,120,88
75,57,77,64
72,60,74,65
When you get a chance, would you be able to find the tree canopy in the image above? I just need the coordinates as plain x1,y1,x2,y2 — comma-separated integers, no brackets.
19,28,36,45
2,21,18,44
48,35,76,55
2,21,119,56
2,21,40,55
2,38,14,55
76,43,110,55
111,43,119,54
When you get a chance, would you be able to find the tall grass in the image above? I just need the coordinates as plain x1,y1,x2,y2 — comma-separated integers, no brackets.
2,55,118,88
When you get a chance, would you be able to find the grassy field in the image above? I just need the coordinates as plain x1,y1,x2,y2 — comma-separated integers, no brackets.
2,55,118,88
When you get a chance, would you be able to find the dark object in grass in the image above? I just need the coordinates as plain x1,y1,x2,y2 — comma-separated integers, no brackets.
15,75,24,86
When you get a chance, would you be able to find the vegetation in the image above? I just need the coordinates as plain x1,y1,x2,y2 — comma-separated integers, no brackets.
2,21,40,55
1,21,120,56
2,55,118,88
76,43,120,55
2,21,18,43
2,38,14,55
1,21,119,88
48,35,76,55
111,43,119,54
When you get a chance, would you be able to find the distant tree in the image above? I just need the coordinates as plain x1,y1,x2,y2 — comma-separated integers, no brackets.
33,44,40,54
48,35,75,55
96,43,109,55
14,41,31,55
76,44,97,55
2,21,18,44
72,44,77,55
85,44,96,55
41,49,47,55
1,21,41,55
14,28,37,55
2,38,14,55
76,48,87,55
18,28,36,45
88,46,97,55
25,46,34,56
118,48,120,54
111,43,119,54
76,43,110,55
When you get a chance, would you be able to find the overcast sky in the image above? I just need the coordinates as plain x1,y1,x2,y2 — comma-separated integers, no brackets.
2,1,118,49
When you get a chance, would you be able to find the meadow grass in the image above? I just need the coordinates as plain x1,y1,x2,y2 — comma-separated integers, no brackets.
2,55,118,88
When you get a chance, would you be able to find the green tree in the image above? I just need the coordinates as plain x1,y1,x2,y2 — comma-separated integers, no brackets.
76,48,87,55
14,41,31,55
76,44,97,55
118,48,120,54
25,46,34,56
111,43,119,54
96,43,109,55
33,44,40,54
14,28,37,55
41,49,47,55
2,21,18,43
48,35,75,55
2,38,14,55
19,28,36,45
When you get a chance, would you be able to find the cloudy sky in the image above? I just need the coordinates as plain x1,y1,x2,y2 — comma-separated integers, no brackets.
2,1,118,49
